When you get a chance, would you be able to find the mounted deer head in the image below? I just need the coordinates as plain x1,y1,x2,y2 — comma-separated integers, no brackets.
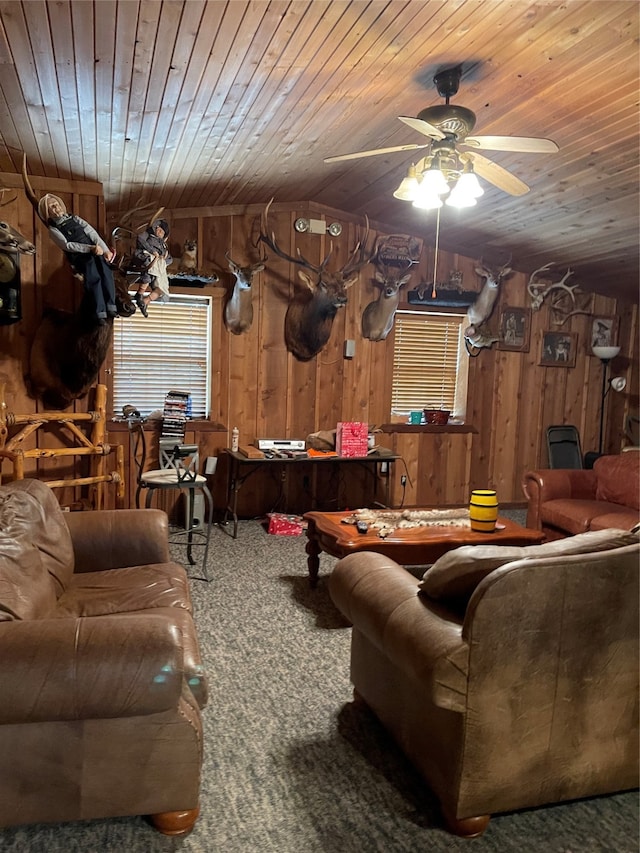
361,260,413,341
223,249,266,335
526,263,592,325
464,259,513,355
0,189,36,256
259,199,375,360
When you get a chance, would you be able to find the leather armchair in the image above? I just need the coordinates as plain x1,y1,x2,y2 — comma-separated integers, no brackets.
329,536,639,836
0,478,206,835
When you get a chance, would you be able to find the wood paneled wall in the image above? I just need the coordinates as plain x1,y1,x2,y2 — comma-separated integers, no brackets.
0,179,637,516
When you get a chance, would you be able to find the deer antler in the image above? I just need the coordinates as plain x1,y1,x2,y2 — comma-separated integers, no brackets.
527,263,589,322
259,198,330,273
526,262,556,310
21,153,46,223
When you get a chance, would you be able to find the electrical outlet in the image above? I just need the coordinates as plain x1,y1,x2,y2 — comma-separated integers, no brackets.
401,474,407,486
380,461,389,475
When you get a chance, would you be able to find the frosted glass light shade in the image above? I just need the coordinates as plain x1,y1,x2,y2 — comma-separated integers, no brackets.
592,345,620,360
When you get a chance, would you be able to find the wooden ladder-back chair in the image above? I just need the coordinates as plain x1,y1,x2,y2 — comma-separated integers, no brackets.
127,416,213,581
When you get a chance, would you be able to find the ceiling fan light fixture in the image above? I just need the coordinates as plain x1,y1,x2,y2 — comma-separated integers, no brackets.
412,189,443,210
456,167,484,198
393,164,420,200
421,165,450,197
446,187,477,208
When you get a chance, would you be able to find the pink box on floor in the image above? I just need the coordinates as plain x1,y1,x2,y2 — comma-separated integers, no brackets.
267,513,306,536
336,422,368,457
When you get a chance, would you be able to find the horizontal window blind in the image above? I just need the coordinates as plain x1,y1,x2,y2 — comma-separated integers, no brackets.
112,294,211,418
391,311,465,413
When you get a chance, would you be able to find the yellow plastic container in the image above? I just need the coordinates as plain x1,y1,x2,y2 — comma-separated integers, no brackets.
469,489,498,533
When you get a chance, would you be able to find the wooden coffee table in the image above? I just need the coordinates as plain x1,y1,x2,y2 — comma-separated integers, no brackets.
304,509,545,587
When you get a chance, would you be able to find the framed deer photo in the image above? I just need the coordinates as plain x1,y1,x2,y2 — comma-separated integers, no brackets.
539,331,577,368
497,306,530,352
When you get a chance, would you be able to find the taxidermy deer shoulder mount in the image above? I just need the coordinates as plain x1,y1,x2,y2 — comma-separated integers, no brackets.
361,257,414,342
464,259,513,356
223,245,266,335
259,199,375,360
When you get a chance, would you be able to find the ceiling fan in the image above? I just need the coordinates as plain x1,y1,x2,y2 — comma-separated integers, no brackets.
324,66,559,196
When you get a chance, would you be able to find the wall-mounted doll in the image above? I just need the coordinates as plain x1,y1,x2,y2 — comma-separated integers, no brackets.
37,194,117,325
132,218,172,317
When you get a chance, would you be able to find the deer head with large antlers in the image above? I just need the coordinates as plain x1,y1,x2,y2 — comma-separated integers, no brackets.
259,199,375,360
223,248,266,335
361,259,414,342
464,259,513,354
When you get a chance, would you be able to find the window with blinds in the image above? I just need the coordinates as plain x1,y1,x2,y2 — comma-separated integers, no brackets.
112,294,212,418
391,310,468,416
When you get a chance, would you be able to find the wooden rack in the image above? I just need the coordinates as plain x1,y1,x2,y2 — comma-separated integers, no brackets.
0,384,124,509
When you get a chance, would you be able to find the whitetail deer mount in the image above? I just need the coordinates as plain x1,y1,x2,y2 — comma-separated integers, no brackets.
223,250,266,335
361,260,413,341
527,263,592,325
464,259,513,355
0,189,36,256
259,199,375,360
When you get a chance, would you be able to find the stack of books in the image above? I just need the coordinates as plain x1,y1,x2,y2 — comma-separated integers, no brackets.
161,389,191,442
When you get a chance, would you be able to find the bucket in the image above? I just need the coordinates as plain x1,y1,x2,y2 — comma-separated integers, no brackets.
469,490,498,533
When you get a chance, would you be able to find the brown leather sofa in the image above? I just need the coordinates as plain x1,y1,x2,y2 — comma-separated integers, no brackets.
523,451,640,540
0,478,207,835
329,528,639,837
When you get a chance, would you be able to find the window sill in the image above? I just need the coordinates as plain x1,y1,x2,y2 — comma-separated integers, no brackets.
379,423,477,434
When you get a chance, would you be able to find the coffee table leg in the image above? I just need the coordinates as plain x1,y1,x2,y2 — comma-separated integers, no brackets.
305,522,321,588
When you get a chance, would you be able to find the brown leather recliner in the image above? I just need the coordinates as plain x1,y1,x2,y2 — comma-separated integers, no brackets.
329,530,639,837
0,478,207,835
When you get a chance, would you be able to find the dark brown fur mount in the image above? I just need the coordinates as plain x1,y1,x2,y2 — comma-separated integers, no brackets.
27,293,113,410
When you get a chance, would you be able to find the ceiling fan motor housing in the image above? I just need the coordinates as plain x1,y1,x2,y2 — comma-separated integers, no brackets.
417,104,476,139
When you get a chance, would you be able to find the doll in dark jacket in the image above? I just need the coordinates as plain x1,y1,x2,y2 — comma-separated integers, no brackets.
38,194,117,324
132,219,172,317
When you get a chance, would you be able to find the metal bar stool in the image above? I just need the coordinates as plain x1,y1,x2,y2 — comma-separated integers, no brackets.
127,417,213,581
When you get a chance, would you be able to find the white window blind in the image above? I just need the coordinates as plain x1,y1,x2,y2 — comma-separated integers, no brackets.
112,294,212,418
391,311,466,414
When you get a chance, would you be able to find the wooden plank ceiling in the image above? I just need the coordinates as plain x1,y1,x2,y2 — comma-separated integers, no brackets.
0,0,637,302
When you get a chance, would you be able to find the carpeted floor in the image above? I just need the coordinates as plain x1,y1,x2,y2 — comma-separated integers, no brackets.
0,515,638,852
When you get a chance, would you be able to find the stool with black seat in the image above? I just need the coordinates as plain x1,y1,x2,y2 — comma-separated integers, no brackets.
127,418,213,581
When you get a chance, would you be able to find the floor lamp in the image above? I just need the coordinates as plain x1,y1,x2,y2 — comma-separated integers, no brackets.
592,345,625,454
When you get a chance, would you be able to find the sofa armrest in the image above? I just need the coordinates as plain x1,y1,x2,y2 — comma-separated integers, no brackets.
329,552,468,710
0,613,184,724
65,509,171,571
522,469,597,529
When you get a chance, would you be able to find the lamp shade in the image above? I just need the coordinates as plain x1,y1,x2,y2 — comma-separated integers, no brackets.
592,345,620,361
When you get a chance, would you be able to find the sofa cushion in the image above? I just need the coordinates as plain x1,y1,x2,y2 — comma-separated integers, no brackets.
420,527,640,603
0,479,75,594
590,509,640,531
540,498,628,535
53,562,192,618
594,453,640,510
0,487,59,620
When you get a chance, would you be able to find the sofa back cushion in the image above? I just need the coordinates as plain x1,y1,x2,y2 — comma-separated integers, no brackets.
420,527,640,604
0,484,61,619
594,453,640,510
0,479,74,595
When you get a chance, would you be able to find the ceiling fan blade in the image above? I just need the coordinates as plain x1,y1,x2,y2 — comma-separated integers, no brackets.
324,143,429,164
465,152,530,196
398,116,446,140
464,135,559,153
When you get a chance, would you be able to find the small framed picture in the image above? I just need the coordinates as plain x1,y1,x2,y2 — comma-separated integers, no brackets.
590,316,619,352
540,331,577,367
497,306,531,352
